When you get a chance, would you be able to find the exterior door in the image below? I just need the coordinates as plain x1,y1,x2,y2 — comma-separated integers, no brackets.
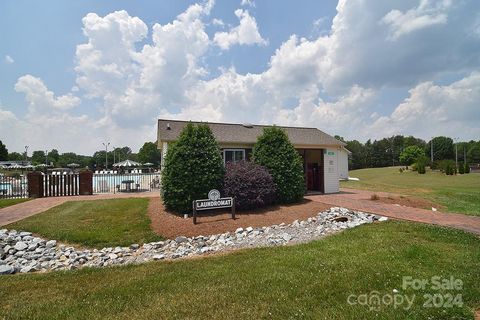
306,163,320,191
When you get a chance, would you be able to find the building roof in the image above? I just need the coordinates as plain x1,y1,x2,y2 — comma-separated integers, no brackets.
157,119,345,147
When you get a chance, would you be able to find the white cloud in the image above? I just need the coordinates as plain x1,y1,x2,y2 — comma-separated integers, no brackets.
3,0,480,154
214,9,267,50
74,2,213,128
381,0,451,40
4,55,14,64
369,72,480,139
241,0,255,7
14,75,81,114
212,18,224,26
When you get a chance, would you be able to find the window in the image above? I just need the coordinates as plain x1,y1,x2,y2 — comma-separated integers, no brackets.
223,149,245,164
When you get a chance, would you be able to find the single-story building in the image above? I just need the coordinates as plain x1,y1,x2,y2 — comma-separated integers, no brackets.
157,119,349,194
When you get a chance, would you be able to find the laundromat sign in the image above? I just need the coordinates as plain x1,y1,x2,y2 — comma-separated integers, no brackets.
192,189,235,224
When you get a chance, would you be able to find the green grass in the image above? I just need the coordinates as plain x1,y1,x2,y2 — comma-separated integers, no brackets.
342,167,480,216
0,198,30,209
0,221,478,319
6,198,163,248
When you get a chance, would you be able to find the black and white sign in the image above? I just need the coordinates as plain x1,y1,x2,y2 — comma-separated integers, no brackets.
194,189,233,211
192,189,235,224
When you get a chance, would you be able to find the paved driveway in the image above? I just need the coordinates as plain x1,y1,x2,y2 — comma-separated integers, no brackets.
306,188,480,235
0,192,159,226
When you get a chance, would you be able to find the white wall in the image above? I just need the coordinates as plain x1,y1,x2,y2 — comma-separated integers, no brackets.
323,149,339,193
337,148,349,180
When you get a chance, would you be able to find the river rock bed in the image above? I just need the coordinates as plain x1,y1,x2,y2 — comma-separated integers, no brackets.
0,207,387,275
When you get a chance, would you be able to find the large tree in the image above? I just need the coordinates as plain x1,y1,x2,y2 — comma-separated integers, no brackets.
138,142,161,166
467,143,480,164
428,137,455,161
161,123,224,214
31,150,46,165
399,146,424,166
47,149,60,165
253,127,305,203
0,140,8,161
8,152,23,161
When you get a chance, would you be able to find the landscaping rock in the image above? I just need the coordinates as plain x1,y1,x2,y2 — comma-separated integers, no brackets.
45,240,57,248
0,265,14,275
175,236,188,244
14,242,28,251
0,207,385,275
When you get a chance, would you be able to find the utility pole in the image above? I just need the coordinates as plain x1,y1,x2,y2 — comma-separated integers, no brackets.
430,137,434,163
24,145,28,164
102,142,110,170
45,150,48,168
454,137,459,171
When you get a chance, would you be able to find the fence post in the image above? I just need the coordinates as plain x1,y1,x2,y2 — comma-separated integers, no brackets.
79,170,93,195
27,171,43,198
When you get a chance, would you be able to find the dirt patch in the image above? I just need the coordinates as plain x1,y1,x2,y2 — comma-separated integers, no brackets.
147,197,330,238
370,195,442,211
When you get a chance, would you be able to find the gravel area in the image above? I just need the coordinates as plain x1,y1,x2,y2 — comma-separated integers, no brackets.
0,207,387,275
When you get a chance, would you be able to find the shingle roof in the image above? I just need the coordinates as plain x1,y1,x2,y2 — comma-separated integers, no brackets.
158,119,345,147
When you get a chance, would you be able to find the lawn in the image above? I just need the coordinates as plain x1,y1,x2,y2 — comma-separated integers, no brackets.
0,221,478,319
6,198,163,248
0,198,30,209
342,167,480,216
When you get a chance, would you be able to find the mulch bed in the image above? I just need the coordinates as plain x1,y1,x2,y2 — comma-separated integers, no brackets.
148,197,330,238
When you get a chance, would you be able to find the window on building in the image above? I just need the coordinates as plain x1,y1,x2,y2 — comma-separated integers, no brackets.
223,149,245,164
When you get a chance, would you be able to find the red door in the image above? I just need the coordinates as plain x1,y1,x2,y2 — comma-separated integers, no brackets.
307,163,319,191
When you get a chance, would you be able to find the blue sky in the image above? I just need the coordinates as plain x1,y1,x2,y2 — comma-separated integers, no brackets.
1,0,479,154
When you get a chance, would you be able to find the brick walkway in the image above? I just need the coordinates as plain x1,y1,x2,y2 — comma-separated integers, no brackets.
2,188,479,235
306,188,480,235
0,192,159,226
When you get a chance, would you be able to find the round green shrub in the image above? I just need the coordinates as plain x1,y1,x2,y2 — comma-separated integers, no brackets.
161,123,224,214
223,161,276,210
253,127,305,203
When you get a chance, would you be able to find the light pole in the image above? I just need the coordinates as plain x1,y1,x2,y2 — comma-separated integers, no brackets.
24,146,28,164
430,137,434,163
454,137,459,171
102,142,110,170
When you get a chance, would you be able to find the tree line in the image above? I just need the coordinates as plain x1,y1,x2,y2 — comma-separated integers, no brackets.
334,135,480,170
0,141,161,169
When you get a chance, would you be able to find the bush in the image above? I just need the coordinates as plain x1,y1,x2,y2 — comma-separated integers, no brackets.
445,163,455,175
161,123,224,214
464,163,470,174
253,127,305,203
437,160,455,174
417,165,426,174
415,155,427,174
223,161,276,210
458,164,465,174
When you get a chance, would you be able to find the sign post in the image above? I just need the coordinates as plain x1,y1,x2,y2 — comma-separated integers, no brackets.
192,189,235,224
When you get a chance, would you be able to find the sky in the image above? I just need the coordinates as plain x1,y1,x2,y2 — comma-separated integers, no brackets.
1,0,479,155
